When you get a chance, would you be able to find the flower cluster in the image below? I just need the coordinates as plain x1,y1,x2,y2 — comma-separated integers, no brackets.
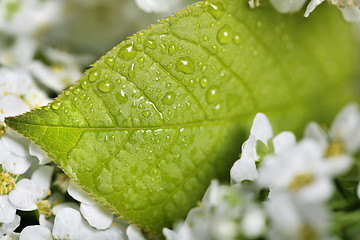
162,103,360,240
249,0,360,22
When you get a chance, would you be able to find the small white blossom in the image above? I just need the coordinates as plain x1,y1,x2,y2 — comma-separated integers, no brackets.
266,193,329,240
305,0,360,22
305,103,360,176
231,113,295,183
258,139,333,203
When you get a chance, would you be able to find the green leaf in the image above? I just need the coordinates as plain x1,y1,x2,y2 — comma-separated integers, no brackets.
5,0,357,234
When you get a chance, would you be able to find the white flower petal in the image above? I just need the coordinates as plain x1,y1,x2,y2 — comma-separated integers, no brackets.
304,0,325,17
0,215,20,235
339,4,360,22
135,0,182,13
9,179,40,211
20,225,52,240
330,103,360,153
296,177,333,203
67,179,94,205
31,165,54,199
241,207,266,238
321,154,352,176
0,141,10,164
2,155,33,175
250,113,273,144
52,208,82,240
80,202,113,230
52,202,80,215
0,196,16,223
273,131,296,154
270,0,307,13
201,180,221,206
230,155,258,183
304,122,328,151
0,95,30,122
241,135,257,159
126,225,146,240
39,214,53,231
29,143,52,165
163,228,178,240
2,129,31,157
94,219,128,240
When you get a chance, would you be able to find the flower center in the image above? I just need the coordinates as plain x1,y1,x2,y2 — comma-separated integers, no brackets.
0,171,16,195
331,0,358,8
289,172,314,191
299,224,319,240
325,140,344,157
0,124,6,137
37,200,52,218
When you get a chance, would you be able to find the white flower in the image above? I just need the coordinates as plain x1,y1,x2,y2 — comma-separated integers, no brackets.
269,0,307,13
305,0,360,22
265,193,329,240
258,139,333,203
305,103,360,176
231,113,295,183
67,179,113,230
0,214,20,235
135,0,183,13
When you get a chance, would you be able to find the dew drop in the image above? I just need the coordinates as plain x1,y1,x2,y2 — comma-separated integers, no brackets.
119,43,137,60
115,91,126,104
144,38,157,50
201,65,207,73
80,80,89,90
208,2,225,19
142,110,151,118
64,90,70,95
175,56,195,74
128,63,136,78
44,106,50,110
168,43,176,55
160,44,167,54
206,86,219,103
166,83,171,89
137,57,144,63
73,88,81,95
97,80,115,93
217,24,232,45
89,71,99,82
161,91,175,105
202,35,209,41
104,56,115,67
200,78,208,88
51,101,62,110
233,34,242,44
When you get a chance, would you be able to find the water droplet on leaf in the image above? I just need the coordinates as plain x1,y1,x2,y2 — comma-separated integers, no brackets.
217,25,232,44
175,56,195,74
206,86,219,103
97,80,115,93
161,92,175,105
